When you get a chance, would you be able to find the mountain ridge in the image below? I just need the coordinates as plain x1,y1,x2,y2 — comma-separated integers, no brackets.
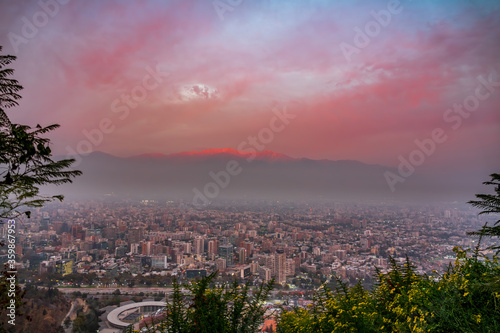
75,149,388,168
50,148,485,204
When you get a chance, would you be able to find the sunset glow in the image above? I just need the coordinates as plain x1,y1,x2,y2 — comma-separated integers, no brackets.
0,0,499,174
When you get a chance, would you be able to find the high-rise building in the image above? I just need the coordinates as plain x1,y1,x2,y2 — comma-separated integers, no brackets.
293,257,301,271
193,237,205,255
141,241,152,255
219,244,233,266
360,237,371,250
239,248,247,264
242,241,254,257
208,239,219,256
286,258,295,276
128,228,143,244
183,242,191,254
275,250,286,284
265,255,274,271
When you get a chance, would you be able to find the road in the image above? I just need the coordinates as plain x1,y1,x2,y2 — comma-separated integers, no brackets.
56,287,184,295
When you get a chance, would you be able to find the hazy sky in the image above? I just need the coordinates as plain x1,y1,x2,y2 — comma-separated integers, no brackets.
0,0,499,172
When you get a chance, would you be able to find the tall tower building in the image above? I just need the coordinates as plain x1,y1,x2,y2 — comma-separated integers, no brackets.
239,248,247,264
219,244,233,266
141,241,152,255
208,239,219,256
265,255,274,271
242,241,254,257
193,237,205,255
286,258,295,276
275,250,286,284
183,242,191,254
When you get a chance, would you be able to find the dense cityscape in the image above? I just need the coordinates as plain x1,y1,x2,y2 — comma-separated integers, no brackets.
1,0,499,332
3,199,493,286
5,198,498,330
1,197,499,331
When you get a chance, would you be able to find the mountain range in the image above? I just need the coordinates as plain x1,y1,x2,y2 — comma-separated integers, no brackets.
52,148,494,204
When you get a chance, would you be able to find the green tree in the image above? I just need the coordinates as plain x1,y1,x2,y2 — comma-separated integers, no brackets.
0,45,81,219
72,315,86,333
277,250,500,333
468,173,500,252
0,48,22,126
132,272,274,333
0,45,80,332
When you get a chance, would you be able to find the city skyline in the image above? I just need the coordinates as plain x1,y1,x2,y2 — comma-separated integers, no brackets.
1,1,500,330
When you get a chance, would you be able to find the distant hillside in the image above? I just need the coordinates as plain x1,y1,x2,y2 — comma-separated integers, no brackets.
53,149,493,204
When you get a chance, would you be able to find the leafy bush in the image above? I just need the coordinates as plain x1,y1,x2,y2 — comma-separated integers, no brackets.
127,272,274,333
277,251,500,333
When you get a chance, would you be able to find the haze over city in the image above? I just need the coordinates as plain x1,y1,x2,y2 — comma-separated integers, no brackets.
2,1,500,332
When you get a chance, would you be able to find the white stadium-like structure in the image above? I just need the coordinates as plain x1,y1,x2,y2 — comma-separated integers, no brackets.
107,301,166,329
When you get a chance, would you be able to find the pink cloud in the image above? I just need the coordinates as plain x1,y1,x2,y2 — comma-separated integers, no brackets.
0,0,498,173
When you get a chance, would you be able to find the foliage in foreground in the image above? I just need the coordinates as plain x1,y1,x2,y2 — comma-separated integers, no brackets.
126,272,274,333
468,173,500,253
0,45,81,219
124,250,499,333
277,251,500,333
0,45,80,333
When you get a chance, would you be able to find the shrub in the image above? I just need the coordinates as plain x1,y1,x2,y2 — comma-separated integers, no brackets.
127,272,274,333
277,252,500,333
